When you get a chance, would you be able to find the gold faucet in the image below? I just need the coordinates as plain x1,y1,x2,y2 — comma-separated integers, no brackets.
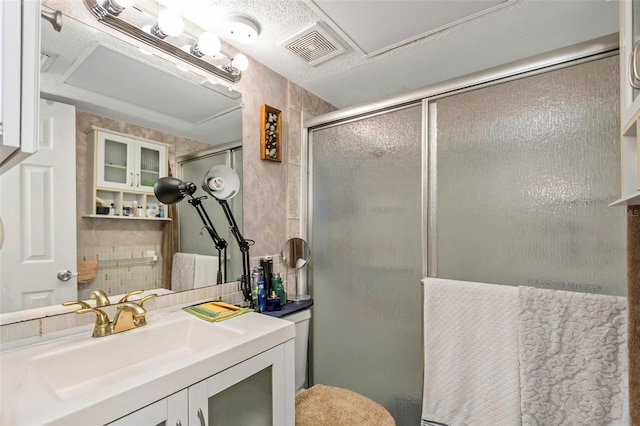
68,292,158,337
112,302,148,332
89,290,111,307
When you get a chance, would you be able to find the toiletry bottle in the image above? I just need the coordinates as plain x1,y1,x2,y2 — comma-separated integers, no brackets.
251,267,260,310
257,279,267,313
267,291,281,311
109,203,115,216
272,272,286,306
260,258,273,296
132,200,138,217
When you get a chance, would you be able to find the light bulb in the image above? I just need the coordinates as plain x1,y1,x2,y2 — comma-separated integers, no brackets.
197,32,221,56
156,8,184,38
191,32,221,58
232,54,249,71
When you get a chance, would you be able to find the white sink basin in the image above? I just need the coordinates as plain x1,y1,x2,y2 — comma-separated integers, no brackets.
30,313,242,400
2,310,294,425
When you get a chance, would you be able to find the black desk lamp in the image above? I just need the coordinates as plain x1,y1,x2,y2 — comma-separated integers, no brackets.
154,176,228,284
201,165,253,304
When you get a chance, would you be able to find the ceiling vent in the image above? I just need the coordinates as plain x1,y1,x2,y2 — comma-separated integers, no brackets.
280,23,347,66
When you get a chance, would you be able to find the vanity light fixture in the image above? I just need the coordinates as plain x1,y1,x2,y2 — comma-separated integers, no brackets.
83,0,249,83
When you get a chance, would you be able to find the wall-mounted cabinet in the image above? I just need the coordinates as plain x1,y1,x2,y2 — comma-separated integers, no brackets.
86,127,169,219
614,0,640,205
0,0,40,174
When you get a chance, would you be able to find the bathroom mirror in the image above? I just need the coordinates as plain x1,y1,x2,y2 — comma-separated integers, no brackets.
0,9,243,319
281,238,311,301
281,238,311,269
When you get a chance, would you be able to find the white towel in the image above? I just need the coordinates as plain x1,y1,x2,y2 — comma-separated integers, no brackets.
171,253,195,291
422,278,521,426
194,254,221,288
518,286,628,426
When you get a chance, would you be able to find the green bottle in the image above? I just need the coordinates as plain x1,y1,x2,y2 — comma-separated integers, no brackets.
272,272,286,306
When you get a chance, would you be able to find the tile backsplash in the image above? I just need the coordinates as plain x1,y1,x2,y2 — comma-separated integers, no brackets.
0,252,307,345
0,282,245,345
77,245,163,301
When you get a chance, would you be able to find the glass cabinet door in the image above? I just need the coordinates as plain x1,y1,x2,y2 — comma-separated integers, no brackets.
103,139,129,185
95,131,167,193
96,132,135,191
136,140,167,193
208,366,273,425
188,345,292,426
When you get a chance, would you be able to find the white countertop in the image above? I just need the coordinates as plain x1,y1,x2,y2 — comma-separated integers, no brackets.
0,309,294,425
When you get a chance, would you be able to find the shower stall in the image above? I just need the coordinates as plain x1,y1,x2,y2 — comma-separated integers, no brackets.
305,35,624,426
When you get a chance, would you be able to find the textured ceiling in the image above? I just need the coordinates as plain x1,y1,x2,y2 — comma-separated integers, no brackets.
154,0,619,109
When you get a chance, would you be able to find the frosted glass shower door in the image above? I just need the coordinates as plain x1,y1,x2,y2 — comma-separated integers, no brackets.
309,105,423,425
428,55,625,296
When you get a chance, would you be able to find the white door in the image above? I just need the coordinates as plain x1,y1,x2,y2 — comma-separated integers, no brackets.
0,99,77,313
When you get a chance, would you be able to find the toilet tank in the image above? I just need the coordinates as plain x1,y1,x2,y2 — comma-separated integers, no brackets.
282,308,311,393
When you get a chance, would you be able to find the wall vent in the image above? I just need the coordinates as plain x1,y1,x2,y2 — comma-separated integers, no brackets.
281,23,347,66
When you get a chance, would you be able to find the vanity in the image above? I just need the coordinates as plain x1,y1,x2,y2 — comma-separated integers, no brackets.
0,307,295,425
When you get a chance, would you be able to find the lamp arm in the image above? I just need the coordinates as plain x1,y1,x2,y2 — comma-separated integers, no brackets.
218,199,253,303
188,196,228,283
218,200,251,252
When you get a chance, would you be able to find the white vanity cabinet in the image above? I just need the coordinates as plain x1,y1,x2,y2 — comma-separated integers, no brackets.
108,343,294,426
616,0,640,205
86,127,169,218
108,389,188,426
0,311,295,425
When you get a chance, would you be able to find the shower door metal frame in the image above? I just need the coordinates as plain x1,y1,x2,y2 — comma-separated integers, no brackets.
302,32,618,399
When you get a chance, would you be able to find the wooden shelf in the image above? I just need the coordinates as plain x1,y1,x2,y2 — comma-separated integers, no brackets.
82,214,171,221
610,191,640,206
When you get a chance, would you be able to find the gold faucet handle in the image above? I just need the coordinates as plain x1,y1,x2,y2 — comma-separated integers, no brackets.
62,300,91,310
136,293,158,308
76,307,112,337
118,290,144,303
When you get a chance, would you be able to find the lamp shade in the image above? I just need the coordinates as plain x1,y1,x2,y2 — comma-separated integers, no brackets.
154,177,196,204
202,165,240,200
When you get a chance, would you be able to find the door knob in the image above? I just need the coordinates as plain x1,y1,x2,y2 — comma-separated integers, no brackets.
57,270,79,281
